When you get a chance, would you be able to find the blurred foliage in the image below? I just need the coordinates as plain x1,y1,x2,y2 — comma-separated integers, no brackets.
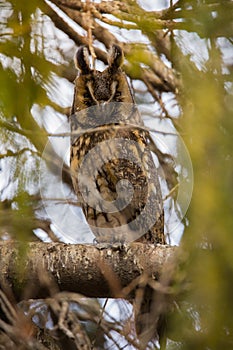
0,0,69,241
175,14,233,350
0,0,232,349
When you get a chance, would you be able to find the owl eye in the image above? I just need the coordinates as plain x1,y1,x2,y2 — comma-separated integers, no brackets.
115,91,121,98
74,46,91,75
108,44,124,70
84,92,90,98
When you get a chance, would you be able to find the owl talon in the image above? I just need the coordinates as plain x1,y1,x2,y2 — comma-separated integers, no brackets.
95,243,113,250
111,242,127,251
93,237,98,245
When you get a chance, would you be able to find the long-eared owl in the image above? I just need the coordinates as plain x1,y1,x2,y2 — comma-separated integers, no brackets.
70,44,165,246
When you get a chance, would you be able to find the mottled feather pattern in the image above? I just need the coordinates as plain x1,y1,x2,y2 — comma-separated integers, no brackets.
70,45,164,244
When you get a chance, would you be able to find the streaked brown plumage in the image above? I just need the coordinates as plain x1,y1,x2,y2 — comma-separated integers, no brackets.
70,44,166,348
70,45,164,244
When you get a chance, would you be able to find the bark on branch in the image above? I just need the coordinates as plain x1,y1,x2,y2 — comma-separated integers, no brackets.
0,242,176,301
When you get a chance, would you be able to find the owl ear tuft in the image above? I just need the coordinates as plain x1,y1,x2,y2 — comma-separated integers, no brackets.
108,44,124,70
74,46,91,74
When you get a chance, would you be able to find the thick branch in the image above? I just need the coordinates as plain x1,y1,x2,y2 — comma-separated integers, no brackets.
0,242,176,300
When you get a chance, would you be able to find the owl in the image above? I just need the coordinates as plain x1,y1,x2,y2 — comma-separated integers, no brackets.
70,44,164,245
70,44,166,347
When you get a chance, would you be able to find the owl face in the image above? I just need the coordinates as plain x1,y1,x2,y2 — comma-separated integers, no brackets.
70,45,139,143
71,45,133,113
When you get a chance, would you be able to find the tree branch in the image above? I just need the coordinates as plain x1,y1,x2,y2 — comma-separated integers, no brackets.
0,242,176,301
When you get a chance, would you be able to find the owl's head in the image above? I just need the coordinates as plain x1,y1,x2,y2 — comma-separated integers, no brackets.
74,45,126,104
72,44,133,110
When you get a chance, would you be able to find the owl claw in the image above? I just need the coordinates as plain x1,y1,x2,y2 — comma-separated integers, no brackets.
111,242,128,251
95,242,113,250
